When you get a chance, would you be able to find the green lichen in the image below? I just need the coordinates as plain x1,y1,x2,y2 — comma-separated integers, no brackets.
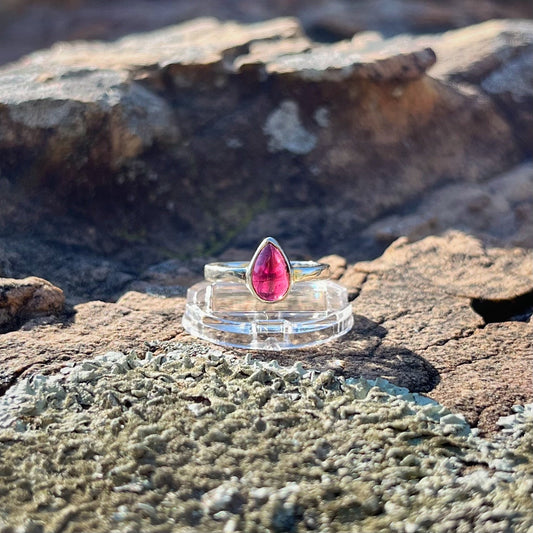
0,345,531,533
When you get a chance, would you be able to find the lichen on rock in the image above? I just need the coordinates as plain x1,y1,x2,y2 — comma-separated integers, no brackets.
0,345,531,532
264,100,317,154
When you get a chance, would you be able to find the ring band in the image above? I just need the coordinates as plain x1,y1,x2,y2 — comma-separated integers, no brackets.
204,261,329,283
204,237,330,303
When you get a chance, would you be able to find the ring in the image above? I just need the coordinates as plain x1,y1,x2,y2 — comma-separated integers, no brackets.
204,237,330,303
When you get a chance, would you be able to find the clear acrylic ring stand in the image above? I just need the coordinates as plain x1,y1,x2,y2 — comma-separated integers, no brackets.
182,279,354,350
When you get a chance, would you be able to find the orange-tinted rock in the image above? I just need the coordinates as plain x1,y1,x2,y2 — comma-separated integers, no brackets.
0,290,185,394
0,276,64,333
1,233,532,436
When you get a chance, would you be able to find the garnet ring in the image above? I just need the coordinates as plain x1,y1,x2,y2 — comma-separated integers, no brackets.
204,237,330,303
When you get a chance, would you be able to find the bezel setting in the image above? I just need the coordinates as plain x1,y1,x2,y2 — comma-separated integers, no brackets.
245,237,293,303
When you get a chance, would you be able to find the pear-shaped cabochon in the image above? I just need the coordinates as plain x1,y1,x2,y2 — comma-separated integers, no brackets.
250,242,290,302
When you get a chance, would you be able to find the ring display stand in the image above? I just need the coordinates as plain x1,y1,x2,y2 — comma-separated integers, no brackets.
182,280,354,350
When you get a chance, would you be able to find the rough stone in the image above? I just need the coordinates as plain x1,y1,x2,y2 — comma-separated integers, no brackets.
0,17,525,264
426,321,533,432
0,276,64,333
0,237,137,304
348,232,533,432
420,19,533,155
0,6,531,530
300,0,533,40
354,230,533,301
0,291,184,395
2,0,533,66
251,232,533,434
319,254,347,280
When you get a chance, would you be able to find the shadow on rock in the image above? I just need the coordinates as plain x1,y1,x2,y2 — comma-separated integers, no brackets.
346,314,387,338
354,344,441,393
251,314,440,394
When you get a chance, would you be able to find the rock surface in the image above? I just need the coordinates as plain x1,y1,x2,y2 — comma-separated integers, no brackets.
364,162,533,250
0,7,531,530
2,0,533,65
254,232,533,434
0,347,531,532
348,232,533,432
0,291,184,396
1,17,531,268
0,237,137,304
0,276,64,334
1,232,531,436
413,19,533,155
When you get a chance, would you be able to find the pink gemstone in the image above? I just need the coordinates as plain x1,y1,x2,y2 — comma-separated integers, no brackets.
251,243,290,302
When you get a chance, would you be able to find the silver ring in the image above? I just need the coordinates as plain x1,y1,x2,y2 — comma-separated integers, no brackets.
204,237,330,303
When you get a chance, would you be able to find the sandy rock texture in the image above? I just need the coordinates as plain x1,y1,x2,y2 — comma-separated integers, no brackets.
0,276,64,334
1,16,532,277
349,232,533,433
0,347,531,532
0,290,184,396
1,232,531,437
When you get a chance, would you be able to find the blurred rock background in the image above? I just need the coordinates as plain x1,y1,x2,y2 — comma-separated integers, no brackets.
2,0,533,65
0,0,532,302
